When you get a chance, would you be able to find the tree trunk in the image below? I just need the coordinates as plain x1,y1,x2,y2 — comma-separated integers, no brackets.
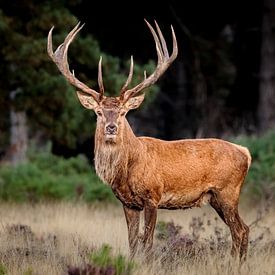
258,0,275,131
9,109,28,164
3,109,28,165
3,91,28,165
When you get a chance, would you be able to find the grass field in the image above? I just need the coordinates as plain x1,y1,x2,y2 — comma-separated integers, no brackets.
0,200,274,274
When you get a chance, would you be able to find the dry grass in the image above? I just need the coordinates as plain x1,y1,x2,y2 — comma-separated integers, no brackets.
0,200,274,274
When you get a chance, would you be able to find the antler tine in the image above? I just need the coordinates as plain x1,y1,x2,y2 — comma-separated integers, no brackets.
98,56,104,98
170,25,178,60
47,23,100,102
154,20,169,59
47,26,55,57
120,55,134,98
59,22,83,58
145,20,164,63
121,20,178,101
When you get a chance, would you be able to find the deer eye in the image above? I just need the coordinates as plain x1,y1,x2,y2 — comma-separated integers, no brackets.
120,111,126,116
96,111,103,116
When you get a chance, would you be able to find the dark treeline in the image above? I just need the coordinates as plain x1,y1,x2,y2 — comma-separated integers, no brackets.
0,0,275,163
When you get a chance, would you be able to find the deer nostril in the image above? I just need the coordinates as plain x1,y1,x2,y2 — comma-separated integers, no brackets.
105,124,118,134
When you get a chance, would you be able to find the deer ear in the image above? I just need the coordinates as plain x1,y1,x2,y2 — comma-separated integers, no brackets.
125,93,145,110
76,91,98,109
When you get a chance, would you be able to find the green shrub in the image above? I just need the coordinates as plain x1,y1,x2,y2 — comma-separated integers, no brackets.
0,149,116,203
233,129,275,198
89,244,135,275
0,264,7,275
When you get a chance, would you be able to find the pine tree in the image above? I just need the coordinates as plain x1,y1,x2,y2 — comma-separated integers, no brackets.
0,0,156,162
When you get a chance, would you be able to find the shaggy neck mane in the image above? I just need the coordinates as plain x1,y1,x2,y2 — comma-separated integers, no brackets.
94,119,141,186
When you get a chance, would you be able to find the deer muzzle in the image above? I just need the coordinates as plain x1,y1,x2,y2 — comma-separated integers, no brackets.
104,123,118,143
105,123,118,135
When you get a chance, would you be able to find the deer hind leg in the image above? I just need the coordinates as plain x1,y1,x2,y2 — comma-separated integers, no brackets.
210,191,249,260
236,213,249,260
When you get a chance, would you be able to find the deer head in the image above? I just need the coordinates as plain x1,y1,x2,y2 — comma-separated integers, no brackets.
47,20,178,144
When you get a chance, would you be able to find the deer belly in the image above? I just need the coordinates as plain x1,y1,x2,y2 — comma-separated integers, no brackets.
158,191,211,209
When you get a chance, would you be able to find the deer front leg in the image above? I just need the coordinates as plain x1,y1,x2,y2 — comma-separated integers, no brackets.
142,202,157,253
123,205,140,258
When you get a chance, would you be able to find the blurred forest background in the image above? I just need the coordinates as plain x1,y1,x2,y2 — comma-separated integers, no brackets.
0,0,274,202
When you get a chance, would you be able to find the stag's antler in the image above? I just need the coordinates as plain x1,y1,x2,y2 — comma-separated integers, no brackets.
120,20,178,102
47,22,104,102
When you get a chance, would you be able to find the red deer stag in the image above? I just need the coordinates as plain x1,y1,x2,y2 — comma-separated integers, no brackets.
47,21,251,260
